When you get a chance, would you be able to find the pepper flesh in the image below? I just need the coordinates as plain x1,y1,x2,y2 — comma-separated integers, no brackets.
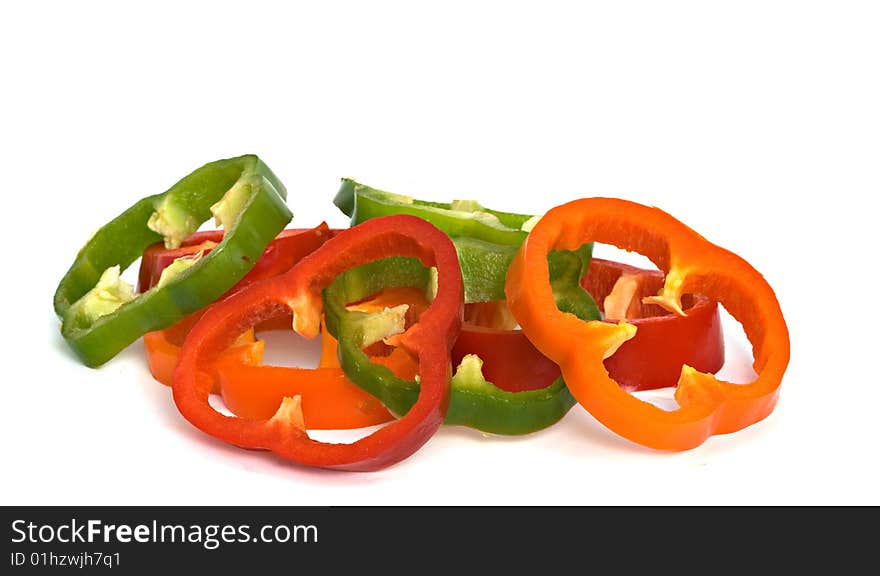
506,197,790,450
172,215,463,471
54,155,292,367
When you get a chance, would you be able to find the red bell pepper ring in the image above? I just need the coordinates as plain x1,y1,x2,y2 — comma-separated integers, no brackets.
172,215,463,471
451,324,560,393
581,258,724,391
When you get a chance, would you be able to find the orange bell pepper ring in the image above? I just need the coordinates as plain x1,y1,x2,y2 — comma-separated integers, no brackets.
144,310,417,430
143,328,262,391
215,296,423,429
506,198,790,450
214,356,393,429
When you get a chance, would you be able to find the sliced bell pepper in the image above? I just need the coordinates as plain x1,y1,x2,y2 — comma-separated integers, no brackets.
456,257,724,393
150,306,405,429
334,178,532,245
581,258,724,391
334,178,597,306
327,254,725,435
138,223,330,349
172,215,463,471
138,226,331,295
451,319,562,393
213,345,394,430
323,254,593,435
144,315,395,429
138,224,394,430
54,155,292,367
214,292,425,429
506,197,790,450
143,326,263,390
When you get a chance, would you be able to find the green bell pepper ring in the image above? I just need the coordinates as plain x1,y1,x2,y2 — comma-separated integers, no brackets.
334,178,534,246
323,255,600,435
334,177,528,303
55,154,292,367
334,178,597,306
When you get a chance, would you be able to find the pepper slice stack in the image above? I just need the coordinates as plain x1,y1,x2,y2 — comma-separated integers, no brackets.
55,156,788,469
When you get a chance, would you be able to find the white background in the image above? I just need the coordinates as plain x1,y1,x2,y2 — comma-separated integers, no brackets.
2,1,878,505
